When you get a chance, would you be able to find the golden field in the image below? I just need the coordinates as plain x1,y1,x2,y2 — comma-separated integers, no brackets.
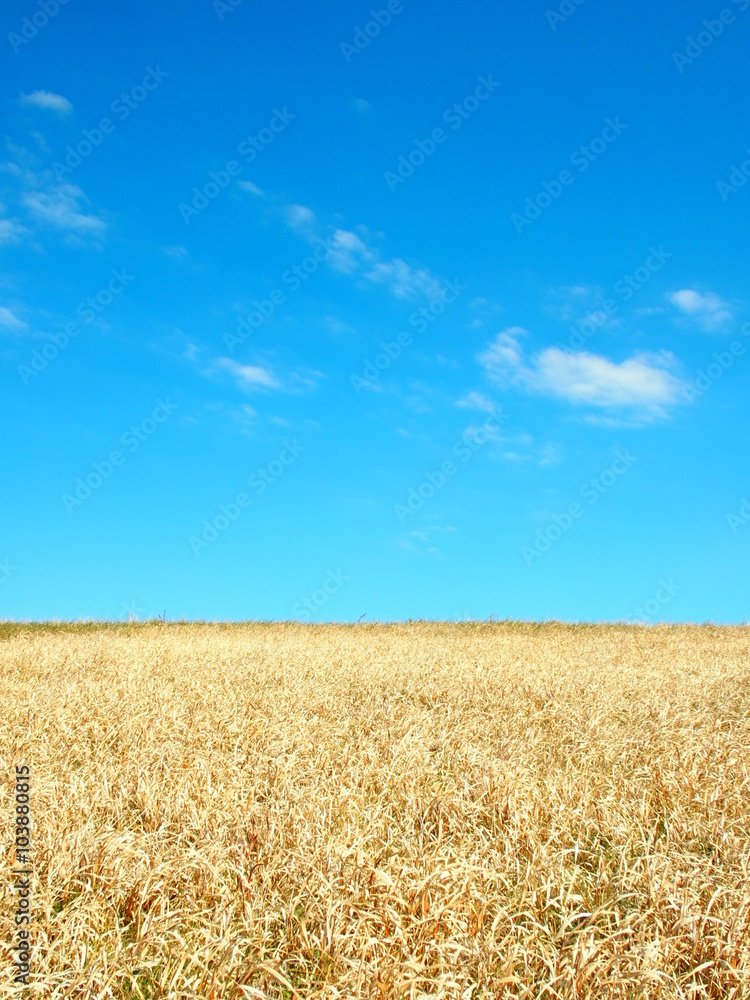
1,622,749,999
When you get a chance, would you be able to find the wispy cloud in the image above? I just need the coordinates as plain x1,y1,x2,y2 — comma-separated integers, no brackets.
468,296,503,329
206,356,323,396
161,245,189,260
327,228,375,273
365,258,443,300
478,327,685,419
0,218,27,244
668,289,732,330
19,91,73,116
455,391,499,415
398,523,457,557
285,203,315,230
23,183,105,237
2,143,105,246
0,306,28,332
271,189,444,301
238,180,265,197
477,327,526,374
212,357,281,390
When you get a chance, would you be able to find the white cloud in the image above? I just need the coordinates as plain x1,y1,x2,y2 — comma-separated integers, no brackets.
238,180,265,197
468,296,503,325
327,228,375,273
544,285,602,323
161,245,188,260
533,348,683,410
263,188,445,303
0,306,27,332
351,97,371,112
455,391,498,414
398,523,457,557
285,203,315,230
23,183,105,235
20,91,73,115
0,219,27,244
476,327,526,378
2,147,104,243
213,357,280,390
668,289,732,329
478,327,685,418
323,315,355,335
365,257,442,300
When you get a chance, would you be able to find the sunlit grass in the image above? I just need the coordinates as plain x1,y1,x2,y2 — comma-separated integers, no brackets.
1,622,748,997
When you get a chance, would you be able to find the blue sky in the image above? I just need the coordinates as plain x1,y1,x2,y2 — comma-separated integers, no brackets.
1,0,748,623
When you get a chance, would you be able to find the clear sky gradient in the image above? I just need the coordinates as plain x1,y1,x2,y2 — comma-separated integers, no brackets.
2,0,748,622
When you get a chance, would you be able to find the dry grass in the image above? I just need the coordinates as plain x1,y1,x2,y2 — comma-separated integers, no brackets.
1,622,749,998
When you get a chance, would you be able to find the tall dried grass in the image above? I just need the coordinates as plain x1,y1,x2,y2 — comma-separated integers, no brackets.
1,622,749,998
